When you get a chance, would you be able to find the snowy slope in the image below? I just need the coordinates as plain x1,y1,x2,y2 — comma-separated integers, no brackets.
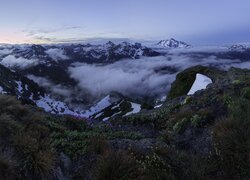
124,102,141,116
83,95,112,117
34,95,85,116
187,73,212,95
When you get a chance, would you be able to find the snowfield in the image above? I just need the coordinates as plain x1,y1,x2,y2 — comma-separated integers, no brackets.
187,73,212,95
124,102,141,116
35,95,85,116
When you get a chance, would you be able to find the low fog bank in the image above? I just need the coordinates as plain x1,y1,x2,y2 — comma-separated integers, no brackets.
1,55,38,69
68,54,248,102
27,74,93,107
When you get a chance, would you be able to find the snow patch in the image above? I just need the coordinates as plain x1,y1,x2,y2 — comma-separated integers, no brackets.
102,117,110,121
154,104,162,108
35,95,85,117
0,86,6,94
15,81,23,98
124,102,141,116
187,73,212,95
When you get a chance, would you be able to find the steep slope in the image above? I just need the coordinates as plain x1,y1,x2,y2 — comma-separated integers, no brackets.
0,64,86,116
1,66,250,179
0,64,143,119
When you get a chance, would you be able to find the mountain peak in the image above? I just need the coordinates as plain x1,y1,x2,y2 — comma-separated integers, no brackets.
229,44,249,51
105,41,115,47
156,38,191,48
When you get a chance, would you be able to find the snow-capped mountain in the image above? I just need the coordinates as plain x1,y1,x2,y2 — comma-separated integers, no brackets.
62,41,160,62
156,38,191,48
228,44,250,52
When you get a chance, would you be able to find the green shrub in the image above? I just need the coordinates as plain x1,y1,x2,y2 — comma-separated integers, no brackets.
241,87,250,100
159,130,173,144
182,96,192,105
51,131,89,158
198,108,214,121
190,114,202,127
232,79,241,85
173,118,189,133
136,152,175,180
168,107,193,130
223,94,233,107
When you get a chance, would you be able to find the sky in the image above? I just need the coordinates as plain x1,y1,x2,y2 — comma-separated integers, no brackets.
0,0,250,45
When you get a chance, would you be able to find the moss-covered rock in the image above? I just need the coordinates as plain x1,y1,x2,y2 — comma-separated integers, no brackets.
167,66,223,100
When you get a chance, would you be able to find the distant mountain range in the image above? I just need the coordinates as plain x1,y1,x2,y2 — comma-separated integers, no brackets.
0,41,160,64
1,40,250,120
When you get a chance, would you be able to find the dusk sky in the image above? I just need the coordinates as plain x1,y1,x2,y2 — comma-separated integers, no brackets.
0,0,250,45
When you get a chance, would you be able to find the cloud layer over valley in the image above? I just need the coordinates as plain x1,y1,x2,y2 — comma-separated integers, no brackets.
68,53,246,101
45,48,69,61
0,55,38,69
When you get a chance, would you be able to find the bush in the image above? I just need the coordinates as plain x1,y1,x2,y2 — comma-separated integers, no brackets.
159,130,173,144
14,133,56,179
190,108,214,128
0,95,29,118
182,96,192,105
136,152,175,180
232,79,241,85
0,114,21,143
223,94,233,107
64,115,88,131
94,150,138,180
12,111,56,179
51,131,89,158
190,114,202,127
21,149,55,179
241,87,250,100
88,136,109,155
213,98,250,178
0,155,17,180
168,107,193,130
173,118,189,133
